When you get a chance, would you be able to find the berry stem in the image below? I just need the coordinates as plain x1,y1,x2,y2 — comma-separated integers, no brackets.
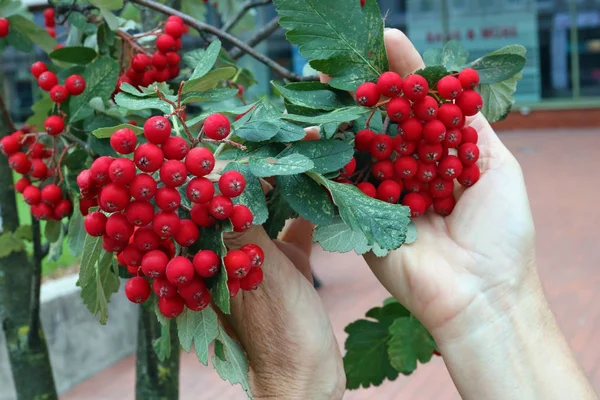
117,29,151,56
201,138,246,150
55,143,72,186
154,86,195,144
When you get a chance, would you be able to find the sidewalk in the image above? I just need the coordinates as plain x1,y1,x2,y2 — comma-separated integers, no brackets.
62,128,600,399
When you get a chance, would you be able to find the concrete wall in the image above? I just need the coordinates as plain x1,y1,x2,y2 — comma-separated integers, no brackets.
0,275,138,400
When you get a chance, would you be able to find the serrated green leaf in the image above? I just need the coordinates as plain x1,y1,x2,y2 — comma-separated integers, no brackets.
79,235,103,287
181,88,238,104
309,174,410,250
440,40,469,72
114,92,172,114
273,0,388,90
272,81,354,111
365,301,410,327
278,140,353,174
313,216,370,254
27,96,54,131
63,148,89,170
249,154,314,177
177,307,219,366
44,220,62,243
234,99,305,143
92,123,143,138
387,317,436,375
189,41,222,80
263,188,296,239
469,54,527,85
152,318,172,362
212,328,253,398
415,65,449,88
281,106,370,124
277,174,333,225
423,48,442,66
353,112,383,134
68,199,86,257
184,67,236,93
50,46,97,65
7,15,56,53
14,225,32,241
197,222,232,314
0,231,25,258
89,0,123,10
79,242,119,324
48,228,65,262
69,56,119,122
68,12,97,34
222,163,268,225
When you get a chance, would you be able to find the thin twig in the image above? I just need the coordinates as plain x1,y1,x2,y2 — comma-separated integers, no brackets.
222,0,272,32
201,138,246,150
154,86,194,143
117,29,151,56
230,17,281,60
63,131,91,153
128,0,315,82
28,218,43,348
0,95,17,133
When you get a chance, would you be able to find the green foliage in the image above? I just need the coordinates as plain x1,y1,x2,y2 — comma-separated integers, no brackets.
177,307,219,366
249,154,314,177
212,327,253,399
44,220,62,243
313,216,370,254
277,174,334,225
234,98,306,143
263,188,297,239
222,163,269,225
0,230,26,257
50,46,98,65
184,68,237,93
415,65,449,88
67,199,86,257
387,317,436,374
278,140,353,174
89,0,123,10
188,41,222,80
6,14,56,53
440,40,469,72
92,123,144,138
272,81,354,111
152,318,172,362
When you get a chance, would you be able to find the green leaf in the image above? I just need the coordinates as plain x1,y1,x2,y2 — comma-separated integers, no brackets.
280,106,370,124
68,12,97,34
222,163,268,225
44,220,62,243
89,0,123,10
68,199,86,257
177,307,219,366
48,228,65,262
181,0,207,28
277,174,333,225
63,148,89,170
234,99,305,143
366,301,410,327
440,40,469,72
14,225,32,241
69,56,120,122
405,222,417,245
114,93,172,114
181,88,238,104
197,222,232,314
415,65,449,88
189,41,222,80
92,123,143,138
212,328,253,398
387,317,436,375
0,0,25,18
278,140,353,174
50,46,98,65
313,216,370,254
272,81,354,111
309,174,411,250
26,96,53,131
0,231,25,258
249,154,314,177
119,3,141,22
273,0,388,90
184,67,236,93
263,188,297,239
423,48,442,66
7,15,56,53
469,54,527,85
152,319,172,362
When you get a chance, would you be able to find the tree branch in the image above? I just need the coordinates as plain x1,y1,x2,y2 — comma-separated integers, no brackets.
28,218,43,347
128,0,316,82
0,95,17,134
222,0,272,33
230,17,280,60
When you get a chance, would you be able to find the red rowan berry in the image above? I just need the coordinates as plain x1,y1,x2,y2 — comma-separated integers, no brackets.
460,126,478,144
417,141,443,164
458,68,480,89
185,291,211,312
355,82,379,107
394,156,418,178
228,279,241,298
457,163,480,187
140,68,157,86
134,143,164,172
41,184,62,205
84,211,107,236
371,160,394,181
144,116,171,144
160,240,176,260
394,138,418,156
204,113,231,140
219,170,246,198
340,157,356,177
37,71,58,91
153,211,180,237
30,62,47,78
174,219,200,247
240,267,263,291
354,129,376,152
164,21,183,39
185,147,215,176
403,178,421,193
159,160,187,187
153,278,178,298
422,120,446,144
167,15,185,24
166,256,195,286
141,250,169,278
456,90,483,116
15,178,30,193
108,158,135,185
29,159,48,179
65,74,86,96
30,202,52,220
377,180,401,203
156,34,177,53
29,142,46,158
398,118,423,141
386,97,411,122
106,213,134,242
0,135,20,155
438,155,463,180
402,74,429,101
165,52,180,66
369,134,393,160
125,277,151,304
230,204,253,232
402,192,427,217
125,200,154,227
79,196,97,216
377,72,403,97
185,177,213,204
178,279,207,304
23,186,41,207
444,128,462,148
151,52,168,69
44,115,64,135
437,103,464,129
416,161,437,183
158,295,185,318
155,187,180,212
413,96,439,121
433,196,456,216
110,128,137,154
130,174,157,201
458,143,480,166
193,250,220,278
46,27,56,38
99,183,130,212
90,156,113,185
122,244,143,267
134,227,161,252
356,182,376,198
437,75,462,100
430,177,454,199
0,18,8,38
168,66,180,79
154,68,170,83
162,136,188,160
209,195,234,220
54,199,72,219
240,244,264,268
190,203,216,227
8,152,31,174
224,250,251,279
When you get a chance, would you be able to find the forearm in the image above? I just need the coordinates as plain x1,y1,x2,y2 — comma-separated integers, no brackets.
434,273,597,400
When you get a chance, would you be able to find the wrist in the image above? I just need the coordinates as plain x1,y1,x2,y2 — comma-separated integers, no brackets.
251,369,346,400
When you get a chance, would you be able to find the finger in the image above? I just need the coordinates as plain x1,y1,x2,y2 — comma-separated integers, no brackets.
319,73,330,84
273,240,313,283
279,216,315,257
384,28,425,76
303,125,321,141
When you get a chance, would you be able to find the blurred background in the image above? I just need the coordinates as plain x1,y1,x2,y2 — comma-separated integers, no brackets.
1,0,599,399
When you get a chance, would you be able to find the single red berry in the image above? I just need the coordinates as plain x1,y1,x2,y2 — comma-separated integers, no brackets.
190,203,216,227
30,203,50,220
228,279,241,298
402,193,427,217
429,177,454,199
398,118,423,142
29,142,46,158
44,8,55,26
141,250,169,278
386,97,411,122
132,53,151,72
84,211,107,236
30,62,48,78
413,96,439,121
140,68,158,87
377,72,403,97
108,158,136,185
23,185,41,206
209,195,234,220
437,76,463,100
356,182,376,198
46,27,56,38
185,290,211,312
186,177,214,204
134,227,161,252
158,239,175,260
159,160,187,187
144,116,171,145
8,152,31,174
164,21,183,39
167,15,185,24
458,143,480,166
433,196,456,216
438,155,463,180
193,250,220,278
354,129,376,152
240,267,263,291
417,141,443,164
174,219,200,247
65,75,86,96
165,52,181,66
122,244,143,267
178,278,207,304
204,114,231,140
377,180,402,203
130,173,157,201
99,183,130,212
37,71,58,91
0,18,8,38
355,82,380,107
168,66,180,79
41,184,62,205
394,156,418,179
340,157,356,177
125,200,154,227
240,244,264,268
110,128,137,154
44,115,65,135
402,74,429,101
460,126,478,144
106,213,134,241
155,187,181,212
369,134,393,160
444,128,462,148
372,159,394,181
54,199,72,219
29,159,48,179
456,90,483,116
185,147,215,176
15,178,30,193
162,136,188,160
437,104,464,129
416,161,437,183
79,196,97,216
219,170,246,198
134,143,164,172
158,295,185,318
153,278,178,298
151,52,168,69
90,156,113,185
156,34,177,53
166,256,195,286
458,68,480,89
0,135,20,156
457,163,480,187
153,211,180,237
422,120,447,144
77,169,94,192
224,250,251,279
230,204,253,232
154,68,170,83
394,137,418,156
125,277,151,304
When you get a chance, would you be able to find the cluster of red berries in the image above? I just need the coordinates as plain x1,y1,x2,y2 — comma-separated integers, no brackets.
43,8,56,38
342,68,483,217
116,16,187,93
31,61,86,105
0,18,9,38
2,126,72,220
78,113,264,318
